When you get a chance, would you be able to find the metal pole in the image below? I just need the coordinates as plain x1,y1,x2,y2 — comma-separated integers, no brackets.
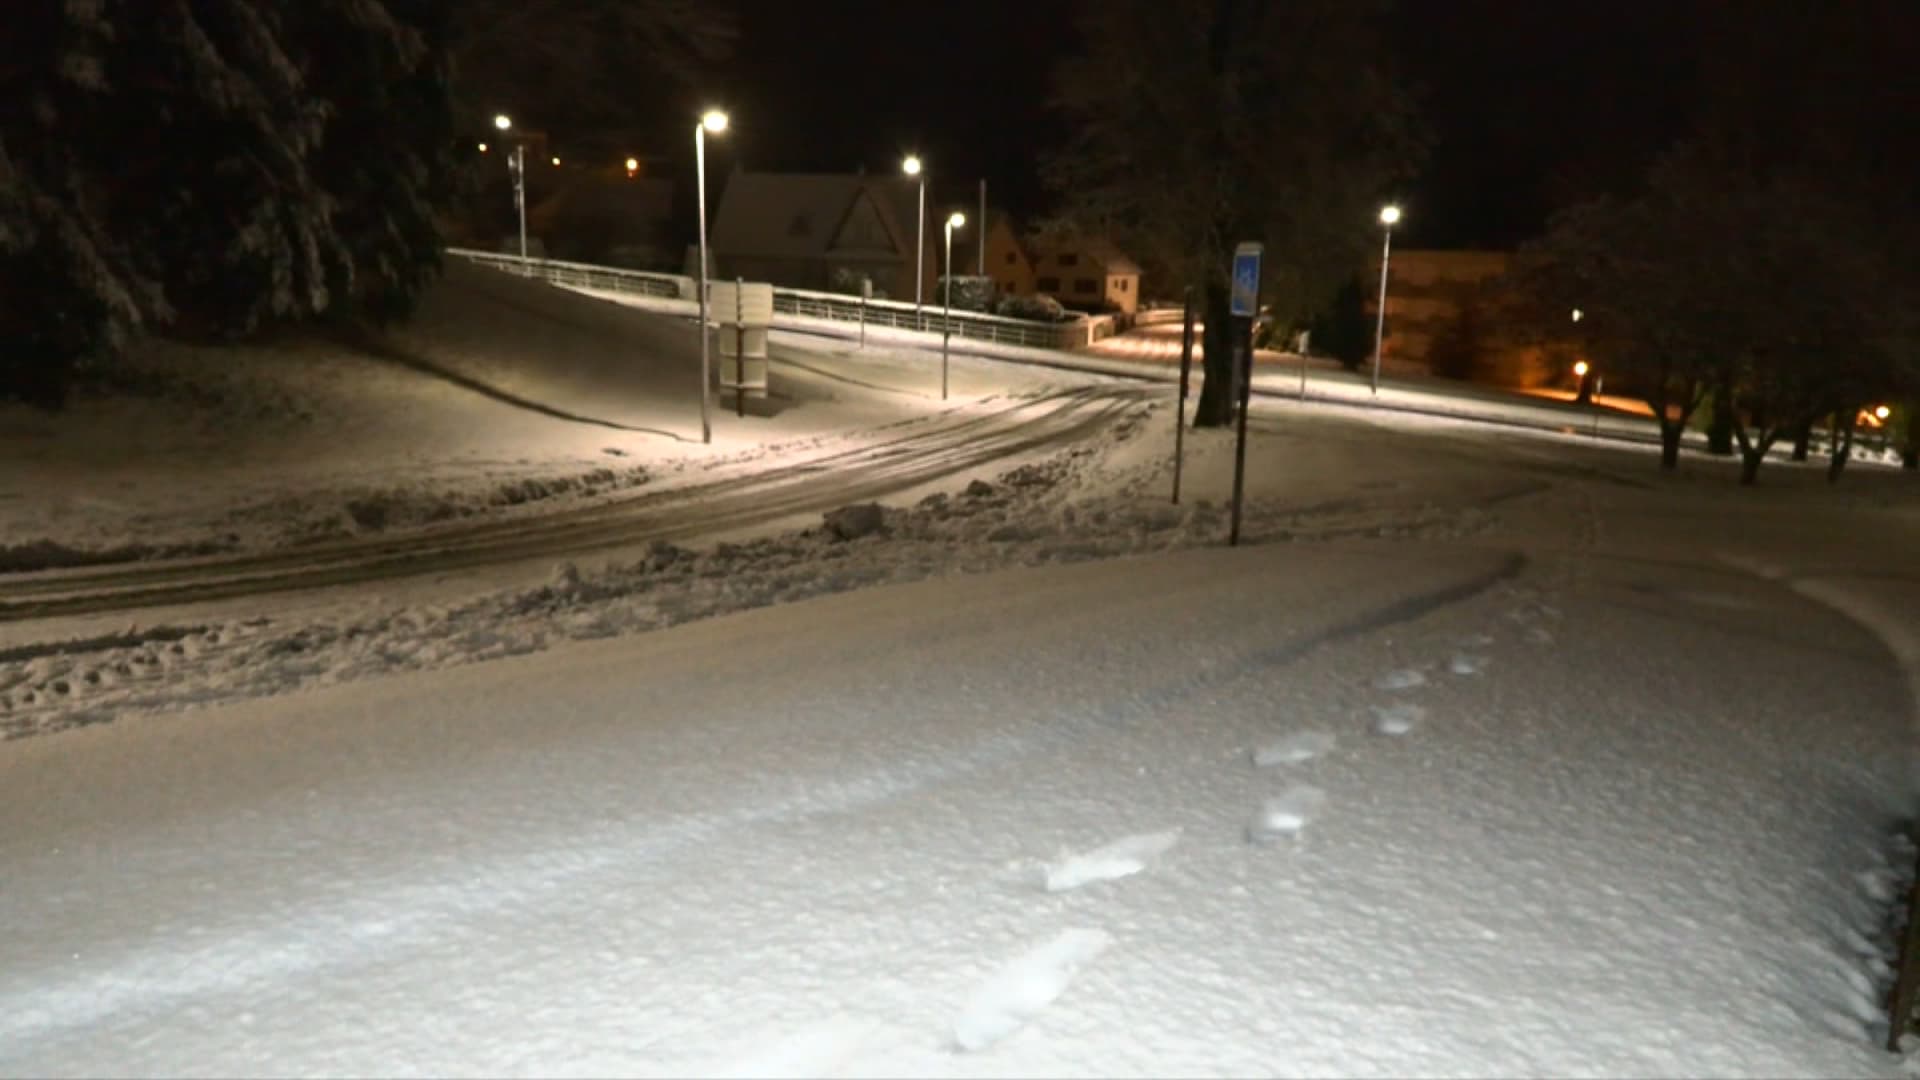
915,178,926,314
977,179,986,277
1370,224,1393,396
859,284,867,348
695,124,712,443
1229,319,1254,546
1173,286,1195,504
735,275,745,419
942,222,953,401
514,144,528,267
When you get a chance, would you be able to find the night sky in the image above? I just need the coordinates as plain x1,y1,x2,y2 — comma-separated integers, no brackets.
712,0,1706,251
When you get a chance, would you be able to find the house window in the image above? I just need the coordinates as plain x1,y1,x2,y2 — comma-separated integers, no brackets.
1117,278,1130,292
1037,276,1061,292
1005,252,1016,265
1073,277,1098,294
1057,253,1079,267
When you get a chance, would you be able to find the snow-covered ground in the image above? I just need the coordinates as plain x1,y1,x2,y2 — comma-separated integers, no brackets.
3,367,1919,1074
0,261,1092,567
5,257,1920,1077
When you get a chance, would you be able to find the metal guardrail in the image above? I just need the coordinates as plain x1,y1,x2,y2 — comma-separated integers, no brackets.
447,248,691,300
446,248,1100,351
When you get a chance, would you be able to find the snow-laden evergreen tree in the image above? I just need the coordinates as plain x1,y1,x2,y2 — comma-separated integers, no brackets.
0,0,454,405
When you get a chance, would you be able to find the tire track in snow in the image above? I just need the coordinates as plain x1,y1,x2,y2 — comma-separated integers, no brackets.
0,387,1149,623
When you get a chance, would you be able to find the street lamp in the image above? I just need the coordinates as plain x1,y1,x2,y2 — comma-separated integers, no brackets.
942,211,966,401
625,156,639,176
1573,360,1590,378
1370,203,1402,396
1876,405,1893,421
493,114,528,266
695,108,730,444
903,155,926,312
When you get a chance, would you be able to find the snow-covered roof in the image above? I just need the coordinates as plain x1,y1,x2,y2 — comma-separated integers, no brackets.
1029,233,1142,276
709,170,919,262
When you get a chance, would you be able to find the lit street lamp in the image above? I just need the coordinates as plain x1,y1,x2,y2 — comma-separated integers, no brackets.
942,211,966,401
695,108,730,444
493,114,528,267
1370,203,1401,396
903,155,926,312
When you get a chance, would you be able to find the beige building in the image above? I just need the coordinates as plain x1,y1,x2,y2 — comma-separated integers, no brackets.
1369,249,1565,387
1371,250,1509,362
976,213,1036,297
1027,236,1142,315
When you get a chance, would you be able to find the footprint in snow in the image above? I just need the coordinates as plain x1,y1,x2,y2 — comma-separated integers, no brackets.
1373,668,1427,691
952,928,1112,1052
1248,784,1327,843
1041,829,1181,892
1370,702,1426,736
1448,653,1489,676
1252,730,1337,767
1458,632,1496,648
1524,626,1555,646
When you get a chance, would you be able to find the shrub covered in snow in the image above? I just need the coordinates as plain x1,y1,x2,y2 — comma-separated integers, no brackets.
936,275,996,313
995,294,1072,323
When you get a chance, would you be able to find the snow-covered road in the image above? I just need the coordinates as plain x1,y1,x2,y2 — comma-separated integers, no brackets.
1,384,1149,623
3,475,1916,1074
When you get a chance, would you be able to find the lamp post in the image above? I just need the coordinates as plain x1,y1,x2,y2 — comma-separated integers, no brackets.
942,212,966,400
1370,203,1401,396
903,155,926,312
695,108,729,444
494,114,527,268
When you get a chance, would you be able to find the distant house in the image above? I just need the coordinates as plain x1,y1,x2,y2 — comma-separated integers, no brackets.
1026,235,1141,315
708,170,934,301
529,174,676,270
973,213,1036,297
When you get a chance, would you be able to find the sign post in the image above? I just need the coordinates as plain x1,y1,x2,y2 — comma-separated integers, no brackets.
1172,286,1196,504
1228,242,1263,547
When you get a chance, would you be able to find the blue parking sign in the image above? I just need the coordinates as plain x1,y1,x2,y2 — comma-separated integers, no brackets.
1229,242,1264,317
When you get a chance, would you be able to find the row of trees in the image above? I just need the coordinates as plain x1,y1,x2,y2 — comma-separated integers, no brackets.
1515,151,1917,482
1516,2,1920,483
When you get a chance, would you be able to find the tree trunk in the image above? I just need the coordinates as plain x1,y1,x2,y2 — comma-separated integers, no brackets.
1790,418,1812,462
1192,281,1235,428
1707,397,1735,456
1829,410,1856,483
1659,420,1683,471
1739,449,1764,485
